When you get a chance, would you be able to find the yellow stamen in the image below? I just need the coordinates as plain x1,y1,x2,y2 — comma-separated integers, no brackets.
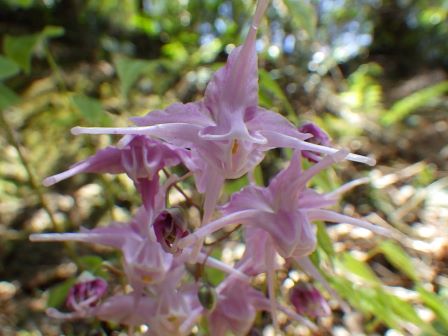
142,275,153,283
231,139,239,154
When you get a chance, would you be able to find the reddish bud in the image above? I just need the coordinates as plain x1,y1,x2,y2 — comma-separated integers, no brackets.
66,278,108,312
290,283,331,318
153,208,189,254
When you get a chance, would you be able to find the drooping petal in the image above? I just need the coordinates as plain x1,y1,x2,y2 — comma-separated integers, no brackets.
96,294,157,326
259,210,317,258
220,185,273,215
246,107,310,143
236,227,278,276
208,280,260,336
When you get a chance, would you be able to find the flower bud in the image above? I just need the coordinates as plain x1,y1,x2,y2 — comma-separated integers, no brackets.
289,283,331,318
153,208,189,254
198,282,217,311
66,278,108,312
298,122,331,163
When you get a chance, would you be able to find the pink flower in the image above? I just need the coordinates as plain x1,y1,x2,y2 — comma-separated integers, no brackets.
43,135,186,209
30,207,174,290
206,276,315,335
70,0,374,226
208,279,267,336
178,150,388,258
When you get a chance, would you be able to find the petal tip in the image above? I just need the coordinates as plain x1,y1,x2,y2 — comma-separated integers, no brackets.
71,126,82,135
42,176,56,187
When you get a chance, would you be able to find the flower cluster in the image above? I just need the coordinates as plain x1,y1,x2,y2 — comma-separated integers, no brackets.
30,1,388,334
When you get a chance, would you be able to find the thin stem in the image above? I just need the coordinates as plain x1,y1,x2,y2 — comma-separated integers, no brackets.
267,251,279,333
162,169,199,209
204,224,241,246
177,209,259,249
0,111,61,232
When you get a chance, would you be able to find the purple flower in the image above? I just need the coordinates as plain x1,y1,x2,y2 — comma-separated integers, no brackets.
208,280,266,336
43,135,186,209
290,283,331,318
30,208,174,290
178,150,388,258
70,0,374,226
205,276,315,335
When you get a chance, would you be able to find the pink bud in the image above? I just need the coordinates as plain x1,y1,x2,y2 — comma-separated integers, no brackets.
153,208,189,254
66,278,108,312
298,122,331,163
290,283,331,318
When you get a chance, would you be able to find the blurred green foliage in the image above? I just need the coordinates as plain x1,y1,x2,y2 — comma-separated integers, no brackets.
1,0,447,335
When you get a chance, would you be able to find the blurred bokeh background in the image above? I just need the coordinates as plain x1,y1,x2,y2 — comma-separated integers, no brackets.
0,0,447,335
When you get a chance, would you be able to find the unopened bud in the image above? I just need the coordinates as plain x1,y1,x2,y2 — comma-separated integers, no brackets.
153,208,189,254
298,122,331,163
66,278,108,312
290,283,331,318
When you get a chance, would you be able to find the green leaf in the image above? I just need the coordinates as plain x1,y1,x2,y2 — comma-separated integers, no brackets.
162,41,188,63
417,285,448,329
47,278,77,308
0,55,20,81
3,34,39,73
381,81,448,126
41,26,65,39
77,255,109,278
204,249,226,286
283,0,317,38
377,240,418,281
78,255,103,272
316,221,335,257
4,0,33,9
114,57,153,97
259,69,297,123
224,175,248,194
194,38,222,63
0,84,20,110
338,252,381,285
72,94,110,125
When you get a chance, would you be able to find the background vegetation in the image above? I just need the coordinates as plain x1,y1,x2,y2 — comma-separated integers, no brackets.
0,0,447,335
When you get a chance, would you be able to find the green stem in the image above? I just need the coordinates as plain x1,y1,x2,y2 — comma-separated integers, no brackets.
0,110,61,232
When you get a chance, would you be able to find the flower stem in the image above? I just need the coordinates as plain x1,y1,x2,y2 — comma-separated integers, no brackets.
0,111,61,232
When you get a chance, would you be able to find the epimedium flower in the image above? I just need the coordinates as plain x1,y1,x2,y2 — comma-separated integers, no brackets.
31,214,174,291
180,275,315,336
70,0,375,228
96,284,201,336
42,135,187,210
177,149,388,258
